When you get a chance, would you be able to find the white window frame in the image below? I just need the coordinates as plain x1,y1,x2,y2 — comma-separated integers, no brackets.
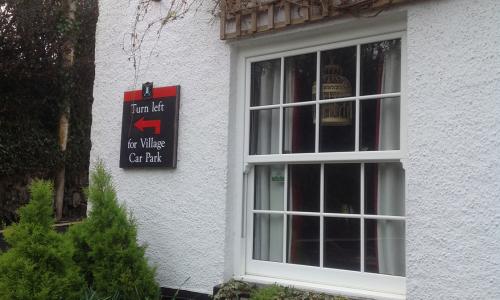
230,18,407,300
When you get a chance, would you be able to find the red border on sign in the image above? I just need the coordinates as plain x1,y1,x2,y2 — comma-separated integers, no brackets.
124,86,177,102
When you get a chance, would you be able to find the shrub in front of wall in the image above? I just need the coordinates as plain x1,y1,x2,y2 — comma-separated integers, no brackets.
0,180,84,300
69,162,160,300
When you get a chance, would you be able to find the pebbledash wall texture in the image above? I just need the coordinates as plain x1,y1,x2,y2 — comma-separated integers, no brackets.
91,0,500,299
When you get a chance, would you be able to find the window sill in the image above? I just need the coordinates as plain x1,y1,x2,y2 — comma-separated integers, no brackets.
235,274,405,300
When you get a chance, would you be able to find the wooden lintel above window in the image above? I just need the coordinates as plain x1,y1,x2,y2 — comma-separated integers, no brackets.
220,0,410,40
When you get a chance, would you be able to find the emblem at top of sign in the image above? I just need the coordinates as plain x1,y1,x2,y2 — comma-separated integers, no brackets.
142,82,153,99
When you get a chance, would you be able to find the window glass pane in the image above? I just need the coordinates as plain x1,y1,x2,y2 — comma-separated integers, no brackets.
319,46,356,100
284,53,316,103
360,97,400,151
253,213,283,262
365,163,405,216
251,59,281,107
365,219,405,276
283,105,315,153
250,109,279,155
361,39,401,96
319,101,355,152
287,215,319,266
254,165,285,211
324,217,360,271
287,164,320,212
324,164,360,213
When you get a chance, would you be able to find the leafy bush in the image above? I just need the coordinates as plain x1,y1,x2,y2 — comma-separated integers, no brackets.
0,180,84,300
69,163,160,300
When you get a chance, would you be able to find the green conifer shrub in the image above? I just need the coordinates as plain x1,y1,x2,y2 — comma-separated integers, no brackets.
69,163,159,300
0,180,84,300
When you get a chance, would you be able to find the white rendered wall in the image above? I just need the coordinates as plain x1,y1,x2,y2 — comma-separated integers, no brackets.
406,0,500,299
91,0,231,294
92,0,500,297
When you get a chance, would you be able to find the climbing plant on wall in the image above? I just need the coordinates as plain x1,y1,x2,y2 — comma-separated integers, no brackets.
127,0,405,79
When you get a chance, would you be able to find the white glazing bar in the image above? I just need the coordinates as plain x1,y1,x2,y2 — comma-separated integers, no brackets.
363,215,406,221
246,150,405,164
360,163,365,272
249,104,281,110
280,57,284,104
320,163,324,268
243,61,251,236
249,210,406,218
358,92,400,101
277,211,361,217
400,34,408,156
322,212,362,218
279,56,284,154
282,163,288,263
252,209,285,214
315,51,321,153
355,44,361,152
249,92,401,110
317,96,357,103
317,92,401,105
286,211,322,216
244,59,252,157
284,100,317,108
252,210,368,218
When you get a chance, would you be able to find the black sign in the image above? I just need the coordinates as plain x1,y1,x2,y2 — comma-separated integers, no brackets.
120,85,180,168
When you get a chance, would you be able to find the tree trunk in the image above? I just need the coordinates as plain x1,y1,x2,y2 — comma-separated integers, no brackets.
55,0,77,221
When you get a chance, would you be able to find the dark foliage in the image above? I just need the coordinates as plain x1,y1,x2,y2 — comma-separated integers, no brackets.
0,0,98,224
